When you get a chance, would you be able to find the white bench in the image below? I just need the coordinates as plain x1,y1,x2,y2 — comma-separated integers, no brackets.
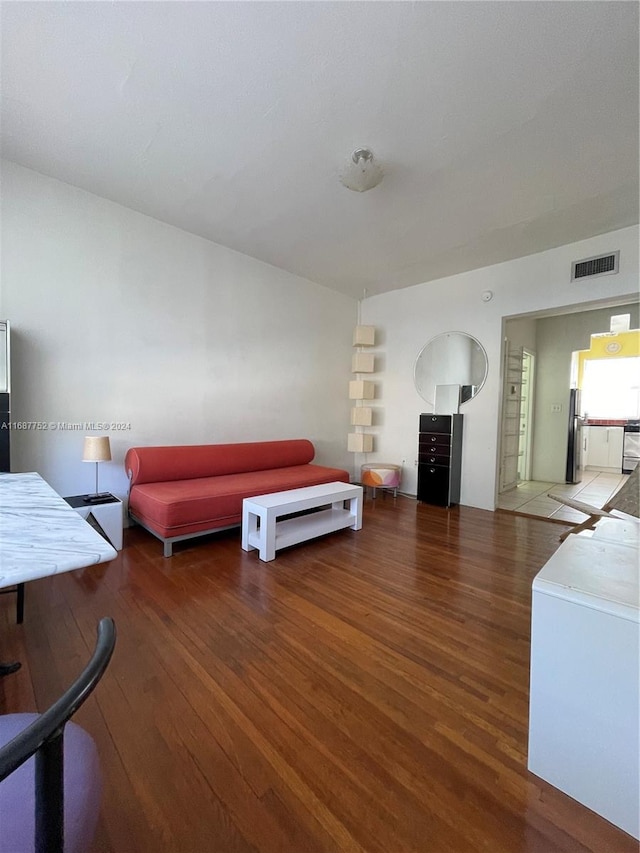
241,481,363,562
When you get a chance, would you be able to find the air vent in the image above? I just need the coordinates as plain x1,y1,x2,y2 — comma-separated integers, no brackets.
571,251,619,281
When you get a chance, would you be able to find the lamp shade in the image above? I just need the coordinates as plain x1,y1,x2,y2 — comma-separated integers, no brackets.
82,436,111,463
350,406,373,426
352,352,375,373
347,433,374,453
349,380,375,400
353,326,376,347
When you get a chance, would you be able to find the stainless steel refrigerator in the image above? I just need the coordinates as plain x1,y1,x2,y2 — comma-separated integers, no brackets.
565,388,584,484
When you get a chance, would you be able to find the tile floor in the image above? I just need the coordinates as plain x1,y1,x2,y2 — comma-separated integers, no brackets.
496,470,629,523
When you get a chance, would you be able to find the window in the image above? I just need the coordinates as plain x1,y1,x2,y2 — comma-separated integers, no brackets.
581,357,640,419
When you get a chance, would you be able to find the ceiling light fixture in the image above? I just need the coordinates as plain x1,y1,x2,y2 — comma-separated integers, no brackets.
340,148,383,193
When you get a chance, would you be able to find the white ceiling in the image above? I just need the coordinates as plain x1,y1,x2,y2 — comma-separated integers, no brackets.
1,2,638,299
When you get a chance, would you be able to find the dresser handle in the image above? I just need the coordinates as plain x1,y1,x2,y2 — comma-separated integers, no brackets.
430,436,436,442
431,416,437,421
430,468,436,473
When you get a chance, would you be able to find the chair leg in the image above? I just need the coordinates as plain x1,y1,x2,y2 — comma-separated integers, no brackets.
35,730,64,853
559,518,598,541
16,583,24,624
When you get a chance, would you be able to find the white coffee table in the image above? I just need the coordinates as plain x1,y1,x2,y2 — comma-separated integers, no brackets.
241,481,363,562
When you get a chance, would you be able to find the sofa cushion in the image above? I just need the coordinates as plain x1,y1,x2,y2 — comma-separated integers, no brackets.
125,440,315,485
129,464,349,537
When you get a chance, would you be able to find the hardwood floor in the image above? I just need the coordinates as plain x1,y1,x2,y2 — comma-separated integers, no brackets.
1,496,635,852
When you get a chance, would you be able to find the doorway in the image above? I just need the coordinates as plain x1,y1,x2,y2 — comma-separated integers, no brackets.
498,345,535,491
496,298,639,516
518,349,535,482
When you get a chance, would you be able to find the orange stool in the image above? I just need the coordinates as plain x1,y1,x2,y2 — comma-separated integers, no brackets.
360,463,402,498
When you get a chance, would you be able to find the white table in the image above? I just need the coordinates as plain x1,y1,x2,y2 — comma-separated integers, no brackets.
578,514,639,546
0,472,117,623
528,522,639,839
241,481,363,562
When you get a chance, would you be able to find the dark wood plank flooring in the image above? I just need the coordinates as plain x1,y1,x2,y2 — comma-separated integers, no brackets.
1,496,636,852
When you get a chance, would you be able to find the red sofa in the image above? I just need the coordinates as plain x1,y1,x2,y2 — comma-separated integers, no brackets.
124,439,350,556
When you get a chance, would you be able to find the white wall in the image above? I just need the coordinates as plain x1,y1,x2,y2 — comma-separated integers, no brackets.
0,162,356,499
360,226,639,510
3,161,637,512
504,317,537,353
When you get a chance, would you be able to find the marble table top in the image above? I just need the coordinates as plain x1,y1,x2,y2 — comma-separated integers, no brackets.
533,533,639,622
0,472,117,588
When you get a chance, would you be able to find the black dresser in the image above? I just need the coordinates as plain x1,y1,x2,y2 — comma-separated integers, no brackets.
417,414,463,507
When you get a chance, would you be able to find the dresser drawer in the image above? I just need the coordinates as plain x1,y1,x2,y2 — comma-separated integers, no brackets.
418,451,450,467
419,434,451,455
419,414,452,434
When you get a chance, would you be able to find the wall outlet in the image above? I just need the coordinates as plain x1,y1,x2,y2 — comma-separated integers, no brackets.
551,403,562,413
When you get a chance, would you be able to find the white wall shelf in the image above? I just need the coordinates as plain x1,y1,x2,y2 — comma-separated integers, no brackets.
349,324,378,456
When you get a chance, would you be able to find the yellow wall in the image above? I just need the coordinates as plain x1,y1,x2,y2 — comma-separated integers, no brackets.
577,329,640,387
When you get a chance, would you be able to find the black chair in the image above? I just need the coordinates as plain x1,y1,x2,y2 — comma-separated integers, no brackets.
0,617,116,852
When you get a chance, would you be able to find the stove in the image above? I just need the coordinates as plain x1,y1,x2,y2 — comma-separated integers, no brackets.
623,421,640,473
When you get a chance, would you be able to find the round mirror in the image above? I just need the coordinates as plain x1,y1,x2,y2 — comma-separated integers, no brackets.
414,332,488,408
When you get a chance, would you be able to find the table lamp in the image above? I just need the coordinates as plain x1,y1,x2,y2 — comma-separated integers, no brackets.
82,436,111,501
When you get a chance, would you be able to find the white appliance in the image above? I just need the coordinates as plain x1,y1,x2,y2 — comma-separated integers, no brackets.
623,422,640,473
528,528,639,840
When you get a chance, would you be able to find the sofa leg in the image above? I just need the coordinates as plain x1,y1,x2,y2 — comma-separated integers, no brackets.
163,541,173,558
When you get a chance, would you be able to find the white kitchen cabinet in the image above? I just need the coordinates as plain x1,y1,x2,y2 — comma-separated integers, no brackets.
583,426,624,471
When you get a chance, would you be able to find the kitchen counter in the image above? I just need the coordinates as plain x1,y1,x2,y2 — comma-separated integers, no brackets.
584,419,629,426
